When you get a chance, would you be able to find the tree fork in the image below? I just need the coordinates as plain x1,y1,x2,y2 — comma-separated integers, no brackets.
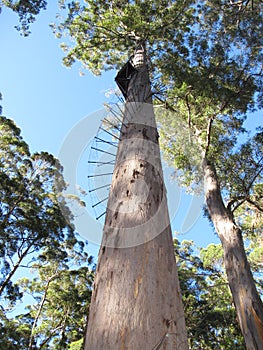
203,160,263,350
85,45,189,350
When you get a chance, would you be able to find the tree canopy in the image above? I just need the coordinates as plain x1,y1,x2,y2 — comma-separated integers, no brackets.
0,116,95,349
53,0,262,104
0,116,74,302
52,0,263,188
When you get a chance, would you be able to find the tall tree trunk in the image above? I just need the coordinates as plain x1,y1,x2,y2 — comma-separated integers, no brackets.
85,46,189,350
203,159,263,350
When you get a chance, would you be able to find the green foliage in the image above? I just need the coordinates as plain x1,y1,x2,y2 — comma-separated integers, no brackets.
200,243,224,270
53,0,262,104
0,116,76,304
176,238,263,349
69,338,83,350
157,2,262,196
0,0,47,35
215,129,263,205
0,250,94,349
0,117,94,349
0,308,32,350
53,0,263,192
156,105,204,191
52,0,197,74
17,257,94,349
175,239,245,349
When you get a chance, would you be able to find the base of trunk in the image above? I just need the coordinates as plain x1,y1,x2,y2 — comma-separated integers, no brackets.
85,228,188,350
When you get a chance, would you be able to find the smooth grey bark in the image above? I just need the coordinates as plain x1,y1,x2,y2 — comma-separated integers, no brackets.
85,47,189,350
203,160,263,350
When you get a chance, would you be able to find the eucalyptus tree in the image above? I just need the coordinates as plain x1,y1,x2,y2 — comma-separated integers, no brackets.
85,45,189,349
52,1,263,348
0,116,74,302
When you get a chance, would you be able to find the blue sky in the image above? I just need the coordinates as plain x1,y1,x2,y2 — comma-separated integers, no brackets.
3,3,251,259
0,3,116,155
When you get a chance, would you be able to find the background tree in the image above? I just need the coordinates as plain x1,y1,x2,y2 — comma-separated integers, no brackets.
52,0,263,347
175,239,246,349
0,116,95,349
0,116,75,302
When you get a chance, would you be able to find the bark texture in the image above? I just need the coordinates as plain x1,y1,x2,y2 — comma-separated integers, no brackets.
85,49,188,350
203,160,263,350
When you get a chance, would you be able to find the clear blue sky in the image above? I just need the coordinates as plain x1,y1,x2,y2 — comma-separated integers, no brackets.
6,3,260,258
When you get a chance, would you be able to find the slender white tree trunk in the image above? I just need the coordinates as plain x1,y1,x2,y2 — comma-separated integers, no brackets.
85,46,189,350
203,160,263,350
